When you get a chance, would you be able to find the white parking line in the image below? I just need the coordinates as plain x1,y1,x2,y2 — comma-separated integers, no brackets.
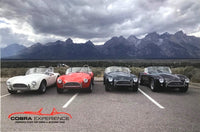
1,93,11,98
63,93,79,108
138,88,165,109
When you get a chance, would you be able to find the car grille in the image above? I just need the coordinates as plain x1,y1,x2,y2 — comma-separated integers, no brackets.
13,84,28,89
167,81,184,87
116,76,130,80
116,81,130,85
64,82,81,88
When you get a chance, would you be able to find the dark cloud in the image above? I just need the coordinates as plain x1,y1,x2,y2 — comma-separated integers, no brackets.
0,0,199,46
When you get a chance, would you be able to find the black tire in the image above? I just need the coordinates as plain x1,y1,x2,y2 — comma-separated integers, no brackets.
132,86,138,92
57,87,64,93
108,85,113,91
87,83,92,93
92,78,94,85
138,74,143,85
179,86,188,92
8,89,17,94
39,81,47,94
150,78,158,92
105,84,109,91
105,83,113,92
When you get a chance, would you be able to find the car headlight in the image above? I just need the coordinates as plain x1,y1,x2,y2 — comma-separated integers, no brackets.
159,78,164,83
133,77,138,83
57,79,62,84
31,81,37,86
185,78,190,83
83,78,88,83
108,77,113,82
6,81,11,86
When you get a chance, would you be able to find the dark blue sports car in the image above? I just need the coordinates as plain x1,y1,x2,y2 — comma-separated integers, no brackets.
103,66,138,92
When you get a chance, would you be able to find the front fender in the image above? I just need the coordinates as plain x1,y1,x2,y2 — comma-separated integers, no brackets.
176,74,187,79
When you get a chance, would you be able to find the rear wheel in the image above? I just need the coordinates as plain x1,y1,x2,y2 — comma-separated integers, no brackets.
179,86,188,92
8,89,17,94
39,81,46,94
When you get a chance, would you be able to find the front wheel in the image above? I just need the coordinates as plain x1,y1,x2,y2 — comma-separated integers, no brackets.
138,74,143,85
39,81,47,94
132,86,138,92
150,79,158,92
87,83,92,93
8,89,17,94
105,84,109,91
105,83,113,92
179,86,188,92
57,87,64,93
91,78,94,85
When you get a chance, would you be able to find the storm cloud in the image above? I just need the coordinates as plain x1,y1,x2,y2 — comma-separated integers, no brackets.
0,0,200,47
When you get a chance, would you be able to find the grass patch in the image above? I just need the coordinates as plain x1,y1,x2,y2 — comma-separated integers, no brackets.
1,68,28,77
172,66,200,83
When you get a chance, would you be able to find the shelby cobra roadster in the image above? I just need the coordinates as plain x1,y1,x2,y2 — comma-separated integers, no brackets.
56,65,94,93
6,67,60,94
139,66,189,92
103,66,138,92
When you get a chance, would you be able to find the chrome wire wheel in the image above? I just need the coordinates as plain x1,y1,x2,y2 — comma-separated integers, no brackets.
42,84,46,92
39,81,46,94
150,79,155,91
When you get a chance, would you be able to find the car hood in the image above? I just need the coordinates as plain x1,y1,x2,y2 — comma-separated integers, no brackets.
108,72,134,80
158,73,181,82
7,74,46,84
60,73,90,83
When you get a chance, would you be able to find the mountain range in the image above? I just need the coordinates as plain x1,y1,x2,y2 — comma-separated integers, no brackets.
1,44,26,58
1,31,200,59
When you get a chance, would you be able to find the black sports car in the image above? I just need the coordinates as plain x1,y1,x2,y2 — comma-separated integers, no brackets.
139,66,189,92
103,66,138,92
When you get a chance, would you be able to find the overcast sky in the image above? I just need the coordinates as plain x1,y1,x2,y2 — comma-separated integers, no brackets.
0,0,200,47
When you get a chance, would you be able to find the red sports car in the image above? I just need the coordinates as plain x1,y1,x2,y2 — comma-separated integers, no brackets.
57,65,94,93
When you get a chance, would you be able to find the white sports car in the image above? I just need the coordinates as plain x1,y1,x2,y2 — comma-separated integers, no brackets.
6,67,60,94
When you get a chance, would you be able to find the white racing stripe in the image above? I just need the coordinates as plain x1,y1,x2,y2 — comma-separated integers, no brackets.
1,93,11,98
139,88,165,109
63,93,79,108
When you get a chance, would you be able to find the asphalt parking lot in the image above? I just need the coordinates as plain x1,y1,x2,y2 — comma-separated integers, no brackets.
1,80,200,132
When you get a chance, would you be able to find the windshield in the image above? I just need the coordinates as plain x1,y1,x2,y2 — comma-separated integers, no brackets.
105,66,130,74
26,68,50,75
66,67,91,74
147,67,172,74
